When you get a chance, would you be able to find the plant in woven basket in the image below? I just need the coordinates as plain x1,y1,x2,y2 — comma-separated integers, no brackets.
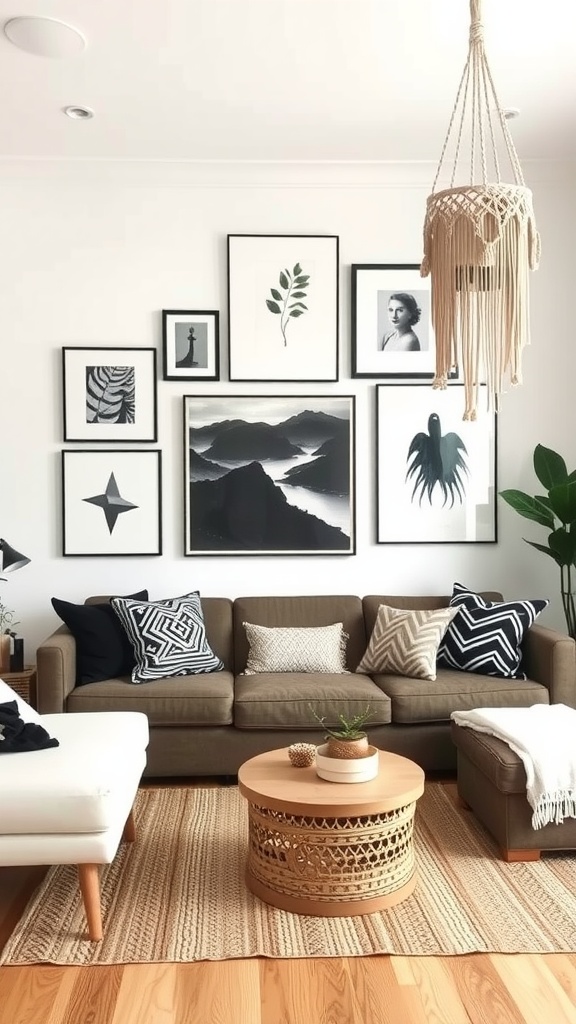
309,704,374,760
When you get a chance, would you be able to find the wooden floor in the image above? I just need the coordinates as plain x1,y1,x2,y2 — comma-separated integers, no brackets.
1,779,576,1024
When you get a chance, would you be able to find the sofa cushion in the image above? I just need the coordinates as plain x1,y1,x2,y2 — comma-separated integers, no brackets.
357,604,457,680
233,596,367,673
242,622,348,675
111,592,223,683
66,673,235,726
51,590,148,684
437,583,549,679
371,668,550,725
233,673,391,730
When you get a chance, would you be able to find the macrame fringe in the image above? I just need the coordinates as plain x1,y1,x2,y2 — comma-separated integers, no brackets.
421,182,540,420
531,790,576,830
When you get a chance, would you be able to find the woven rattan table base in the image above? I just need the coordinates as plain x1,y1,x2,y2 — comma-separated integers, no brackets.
244,799,418,916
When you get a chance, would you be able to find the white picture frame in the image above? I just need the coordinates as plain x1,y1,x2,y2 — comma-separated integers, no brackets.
62,347,158,442
62,449,162,556
227,234,339,382
376,384,497,544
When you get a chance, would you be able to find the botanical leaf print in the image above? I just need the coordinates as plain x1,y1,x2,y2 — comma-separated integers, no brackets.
86,365,135,424
265,262,310,345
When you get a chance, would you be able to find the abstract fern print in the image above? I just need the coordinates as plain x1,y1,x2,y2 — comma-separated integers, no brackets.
85,365,135,424
265,262,310,346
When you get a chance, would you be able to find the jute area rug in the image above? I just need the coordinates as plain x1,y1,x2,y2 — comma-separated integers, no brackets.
2,782,576,966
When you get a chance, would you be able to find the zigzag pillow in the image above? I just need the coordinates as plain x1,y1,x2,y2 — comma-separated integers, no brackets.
111,592,223,683
357,604,458,681
437,583,549,679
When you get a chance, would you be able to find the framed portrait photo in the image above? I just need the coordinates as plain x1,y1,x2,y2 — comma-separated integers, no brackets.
61,449,162,556
183,394,355,555
376,383,497,544
62,346,157,442
351,264,454,380
162,309,220,381
227,234,339,382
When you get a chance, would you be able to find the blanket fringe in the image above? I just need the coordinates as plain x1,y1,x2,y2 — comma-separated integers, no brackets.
532,791,576,830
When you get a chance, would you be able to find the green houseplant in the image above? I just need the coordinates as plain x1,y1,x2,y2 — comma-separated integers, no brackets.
500,443,576,639
309,704,374,759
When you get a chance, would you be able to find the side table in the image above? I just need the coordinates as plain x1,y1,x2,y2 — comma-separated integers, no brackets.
1,665,37,708
238,747,425,916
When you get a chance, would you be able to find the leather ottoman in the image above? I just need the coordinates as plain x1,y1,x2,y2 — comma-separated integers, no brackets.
451,720,576,861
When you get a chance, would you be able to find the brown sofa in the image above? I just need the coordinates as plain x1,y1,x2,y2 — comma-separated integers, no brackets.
35,593,576,777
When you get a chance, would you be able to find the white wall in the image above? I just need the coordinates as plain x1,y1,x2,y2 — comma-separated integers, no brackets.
1,159,575,659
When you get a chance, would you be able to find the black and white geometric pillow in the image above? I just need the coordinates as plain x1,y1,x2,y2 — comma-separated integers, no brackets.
111,591,223,684
436,582,548,679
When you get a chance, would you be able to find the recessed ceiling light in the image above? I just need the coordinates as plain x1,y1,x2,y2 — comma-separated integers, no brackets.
4,16,86,58
63,105,94,121
501,107,521,120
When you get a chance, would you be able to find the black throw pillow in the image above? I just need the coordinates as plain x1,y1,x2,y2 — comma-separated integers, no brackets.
51,590,148,685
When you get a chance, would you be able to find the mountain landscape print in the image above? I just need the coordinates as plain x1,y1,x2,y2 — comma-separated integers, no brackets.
183,396,355,555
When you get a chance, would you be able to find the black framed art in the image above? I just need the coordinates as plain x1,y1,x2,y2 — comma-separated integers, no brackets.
227,234,339,382
376,383,497,544
62,449,162,556
183,394,355,555
352,264,456,380
162,309,220,381
62,347,158,442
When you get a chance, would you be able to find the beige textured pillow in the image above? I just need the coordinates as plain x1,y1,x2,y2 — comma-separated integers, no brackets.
242,621,349,675
357,604,458,681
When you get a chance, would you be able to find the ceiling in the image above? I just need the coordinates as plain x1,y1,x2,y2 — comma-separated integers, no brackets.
0,0,574,164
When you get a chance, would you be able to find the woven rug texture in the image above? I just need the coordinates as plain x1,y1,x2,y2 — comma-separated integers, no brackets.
2,782,576,965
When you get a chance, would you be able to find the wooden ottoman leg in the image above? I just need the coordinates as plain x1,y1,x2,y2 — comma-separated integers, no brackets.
78,863,102,941
501,848,541,862
122,808,136,843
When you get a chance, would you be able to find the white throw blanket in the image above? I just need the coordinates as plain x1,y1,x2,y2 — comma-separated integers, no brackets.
451,704,576,829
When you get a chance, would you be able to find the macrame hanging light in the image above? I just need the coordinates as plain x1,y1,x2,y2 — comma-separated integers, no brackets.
421,0,541,420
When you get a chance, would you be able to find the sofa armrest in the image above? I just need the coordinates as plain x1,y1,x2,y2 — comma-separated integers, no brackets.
36,625,77,714
522,624,576,706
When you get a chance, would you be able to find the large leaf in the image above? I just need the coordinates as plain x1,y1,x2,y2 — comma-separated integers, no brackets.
534,444,568,489
547,527,576,566
499,489,555,529
289,309,305,318
265,300,281,314
279,271,289,290
291,290,307,298
525,539,563,564
293,263,302,275
85,365,135,425
548,480,576,525
535,494,553,510
270,288,282,301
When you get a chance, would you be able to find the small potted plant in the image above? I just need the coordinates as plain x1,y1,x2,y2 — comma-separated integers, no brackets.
309,705,378,783
310,705,374,759
0,603,18,674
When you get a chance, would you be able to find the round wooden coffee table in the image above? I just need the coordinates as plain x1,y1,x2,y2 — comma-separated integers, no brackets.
238,747,425,916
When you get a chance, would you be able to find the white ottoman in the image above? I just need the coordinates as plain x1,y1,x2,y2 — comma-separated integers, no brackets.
0,709,149,940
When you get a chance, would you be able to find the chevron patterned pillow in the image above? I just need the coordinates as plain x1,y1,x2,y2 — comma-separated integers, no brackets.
437,583,549,678
357,604,458,680
111,592,223,683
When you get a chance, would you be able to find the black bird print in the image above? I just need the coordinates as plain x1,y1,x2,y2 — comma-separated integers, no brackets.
406,413,468,507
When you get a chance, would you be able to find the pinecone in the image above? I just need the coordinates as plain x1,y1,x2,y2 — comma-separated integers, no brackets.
288,742,317,768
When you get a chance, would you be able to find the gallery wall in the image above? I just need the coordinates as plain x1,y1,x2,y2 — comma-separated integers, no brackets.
1,158,574,658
